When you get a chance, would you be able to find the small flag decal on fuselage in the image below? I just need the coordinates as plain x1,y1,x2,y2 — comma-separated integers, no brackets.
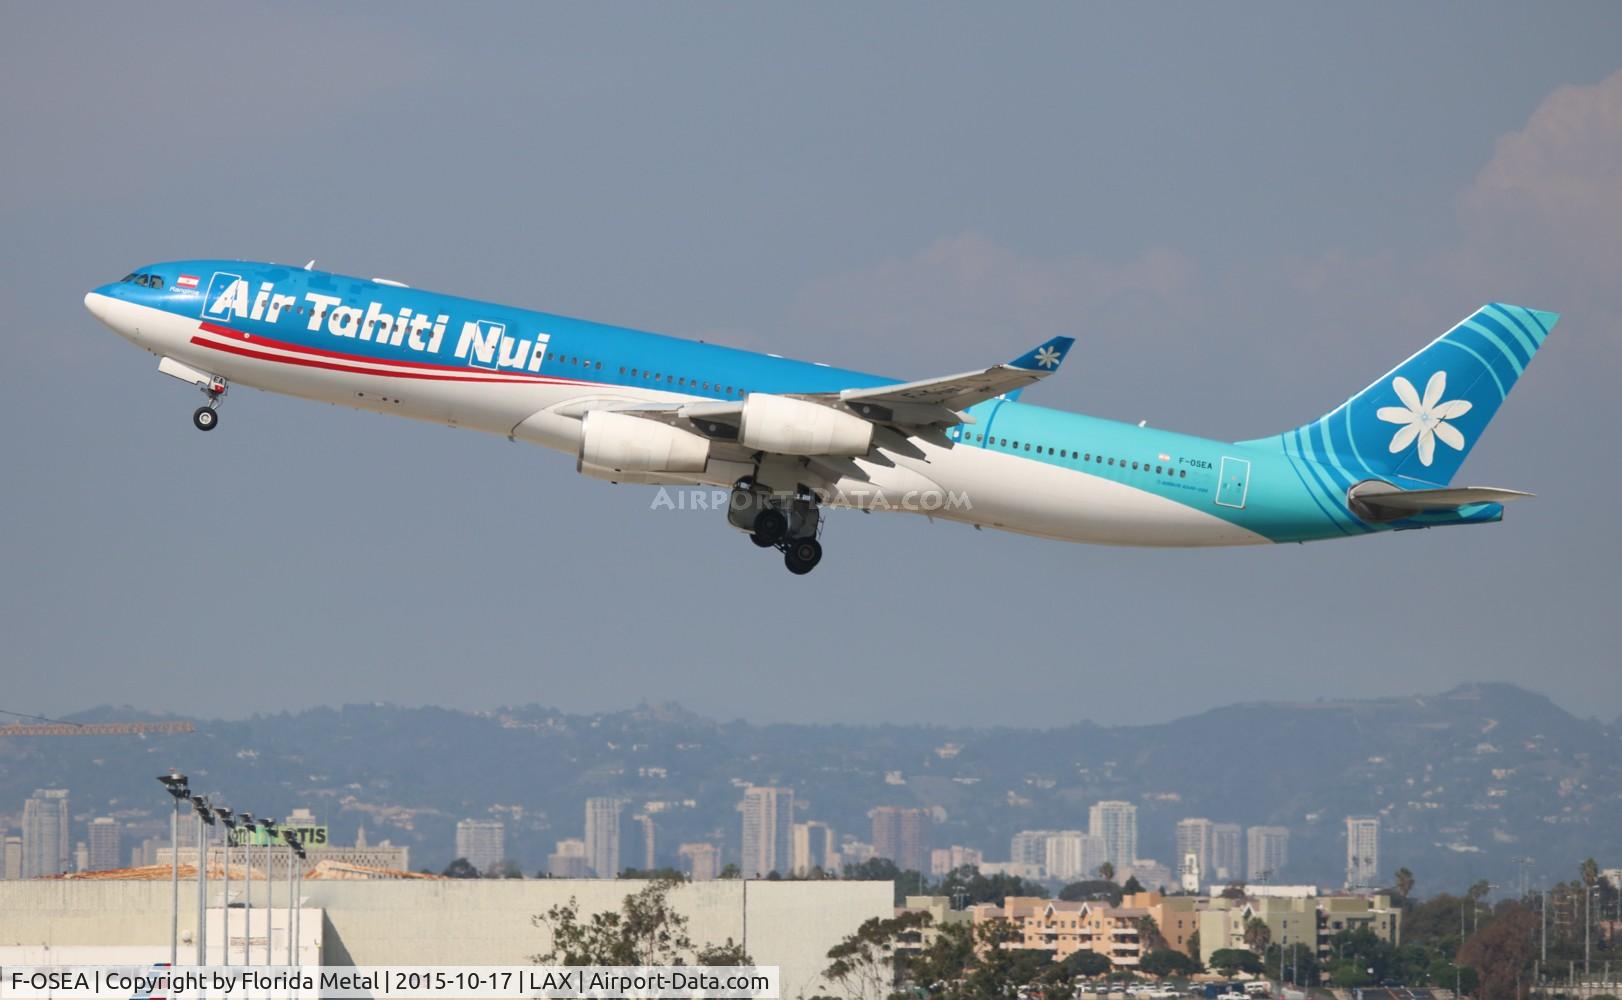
176,274,199,290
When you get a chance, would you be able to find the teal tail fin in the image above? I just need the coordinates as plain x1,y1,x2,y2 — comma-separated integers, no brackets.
1242,303,1558,486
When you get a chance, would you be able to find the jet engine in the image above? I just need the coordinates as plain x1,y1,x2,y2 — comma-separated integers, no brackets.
577,409,710,476
738,393,873,456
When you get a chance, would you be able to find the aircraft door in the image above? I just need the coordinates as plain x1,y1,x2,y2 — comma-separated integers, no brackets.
1215,456,1251,509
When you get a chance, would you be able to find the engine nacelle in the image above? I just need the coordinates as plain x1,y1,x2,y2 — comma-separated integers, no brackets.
578,409,710,475
738,393,874,456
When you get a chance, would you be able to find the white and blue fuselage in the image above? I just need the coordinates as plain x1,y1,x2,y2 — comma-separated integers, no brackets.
85,260,1556,563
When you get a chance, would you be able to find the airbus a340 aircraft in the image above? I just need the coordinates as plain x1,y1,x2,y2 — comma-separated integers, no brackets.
86,261,1556,574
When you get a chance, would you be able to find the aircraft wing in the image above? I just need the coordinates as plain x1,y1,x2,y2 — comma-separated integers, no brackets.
599,335,1076,437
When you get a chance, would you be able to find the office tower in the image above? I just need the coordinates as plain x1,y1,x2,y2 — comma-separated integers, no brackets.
584,797,624,877
1010,830,1055,868
870,807,931,874
677,843,720,881
930,845,983,877
4,836,22,879
630,814,656,872
1345,816,1381,889
1211,823,1242,881
547,838,590,878
22,789,70,878
1088,801,1138,871
1176,818,1213,886
1246,826,1290,881
87,817,122,872
792,821,837,875
454,819,505,876
739,787,794,877
1043,831,1108,882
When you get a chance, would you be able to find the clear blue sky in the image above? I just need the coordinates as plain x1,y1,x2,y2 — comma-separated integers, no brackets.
2,4,1619,726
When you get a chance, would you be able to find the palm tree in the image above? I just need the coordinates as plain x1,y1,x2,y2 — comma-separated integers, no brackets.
1581,858,1600,888
1395,867,1415,899
1098,861,1115,882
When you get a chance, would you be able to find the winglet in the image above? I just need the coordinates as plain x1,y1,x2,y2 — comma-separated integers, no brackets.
1007,336,1075,373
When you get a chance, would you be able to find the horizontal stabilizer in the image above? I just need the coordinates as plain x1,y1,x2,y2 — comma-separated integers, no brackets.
1348,481,1533,522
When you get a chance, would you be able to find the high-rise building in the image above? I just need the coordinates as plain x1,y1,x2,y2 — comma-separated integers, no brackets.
87,817,122,872
930,845,983,877
1211,823,1242,881
1044,831,1108,882
630,814,656,872
739,786,793,877
1088,801,1137,872
870,807,931,874
454,819,505,876
1010,831,1055,869
677,843,720,881
584,798,624,877
3,836,21,879
547,838,590,878
792,821,837,875
22,789,70,879
1246,826,1290,881
1345,817,1381,889
1176,819,1213,887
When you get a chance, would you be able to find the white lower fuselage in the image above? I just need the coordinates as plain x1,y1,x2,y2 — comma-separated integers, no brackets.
89,290,1271,548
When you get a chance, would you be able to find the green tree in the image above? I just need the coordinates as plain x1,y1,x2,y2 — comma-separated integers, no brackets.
618,867,687,880
940,865,1049,906
1582,858,1600,889
1456,902,1536,1000
441,857,479,878
1243,917,1272,953
532,876,751,967
1122,875,1146,894
1210,948,1264,976
823,911,932,1000
1264,942,1321,986
1062,949,1113,978
907,919,978,993
719,863,741,879
1395,867,1416,901
1098,861,1116,882
1059,879,1123,904
1186,929,1201,961
1138,915,1169,953
1141,948,1200,978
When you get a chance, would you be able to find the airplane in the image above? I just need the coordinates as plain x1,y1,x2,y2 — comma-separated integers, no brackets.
85,260,1556,574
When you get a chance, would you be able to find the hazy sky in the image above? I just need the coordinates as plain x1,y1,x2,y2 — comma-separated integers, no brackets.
3,4,1619,727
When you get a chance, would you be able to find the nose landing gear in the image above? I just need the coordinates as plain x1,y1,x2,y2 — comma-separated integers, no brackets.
157,357,227,432
728,478,825,574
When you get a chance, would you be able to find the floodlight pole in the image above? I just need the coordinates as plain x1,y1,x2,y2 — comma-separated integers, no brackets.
261,821,277,966
157,774,189,970
284,832,296,966
238,813,254,968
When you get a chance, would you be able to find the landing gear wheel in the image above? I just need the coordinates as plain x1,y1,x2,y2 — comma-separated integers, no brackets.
749,532,776,548
784,538,822,575
753,508,788,545
192,406,218,432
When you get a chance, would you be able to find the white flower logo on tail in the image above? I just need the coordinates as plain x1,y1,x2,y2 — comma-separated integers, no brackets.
1034,346,1062,369
1376,371,1472,467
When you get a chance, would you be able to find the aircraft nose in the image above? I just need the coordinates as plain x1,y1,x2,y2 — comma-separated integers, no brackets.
84,290,112,322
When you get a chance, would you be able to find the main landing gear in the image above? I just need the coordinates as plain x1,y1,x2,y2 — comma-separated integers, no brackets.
728,478,825,575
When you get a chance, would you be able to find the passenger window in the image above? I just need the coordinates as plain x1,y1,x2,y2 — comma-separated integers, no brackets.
1132,461,1139,470
1180,469,1187,478
1060,450,1067,458
595,361,602,370
678,377,686,386
1024,443,1031,452
1108,458,1115,466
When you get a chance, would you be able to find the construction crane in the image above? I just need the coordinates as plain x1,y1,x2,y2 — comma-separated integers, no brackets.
0,708,194,737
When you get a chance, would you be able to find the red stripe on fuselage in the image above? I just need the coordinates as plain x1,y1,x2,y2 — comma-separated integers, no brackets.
193,321,595,387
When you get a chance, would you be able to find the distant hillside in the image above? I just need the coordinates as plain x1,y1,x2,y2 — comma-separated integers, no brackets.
0,683,1615,892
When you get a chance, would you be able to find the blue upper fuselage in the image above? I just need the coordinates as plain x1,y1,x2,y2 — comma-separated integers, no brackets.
92,259,1510,543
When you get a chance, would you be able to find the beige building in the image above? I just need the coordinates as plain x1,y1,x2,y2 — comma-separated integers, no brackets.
1197,892,1401,968
974,892,1176,967
0,876,890,999
677,842,720,881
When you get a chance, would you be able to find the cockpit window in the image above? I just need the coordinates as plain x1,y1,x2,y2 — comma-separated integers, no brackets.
121,273,164,288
